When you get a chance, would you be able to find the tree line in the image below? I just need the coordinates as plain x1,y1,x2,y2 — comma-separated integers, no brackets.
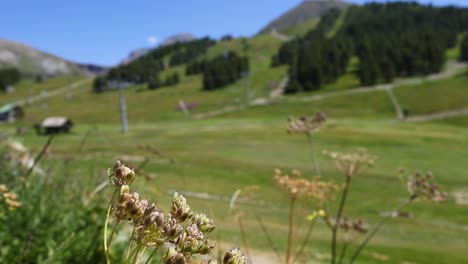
201,51,249,91
460,34,468,62
0,68,21,92
93,38,215,93
274,2,468,93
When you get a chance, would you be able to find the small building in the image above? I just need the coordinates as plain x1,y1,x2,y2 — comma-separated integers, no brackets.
40,117,73,134
0,103,24,122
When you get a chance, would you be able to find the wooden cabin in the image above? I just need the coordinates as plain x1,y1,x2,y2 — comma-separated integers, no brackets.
41,117,73,134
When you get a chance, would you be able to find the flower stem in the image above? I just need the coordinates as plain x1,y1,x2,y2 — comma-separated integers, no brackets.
108,220,121,248
134,246,147,264
332,175,351,264
238,217,251,261
292,216,317,263
306,132,320,177
126,227,136,260
286,198,297,264
254,212,283,263
126,245,142,264
337,240,349,264
104,188,118,264
144,248,158,264
348,197,414,264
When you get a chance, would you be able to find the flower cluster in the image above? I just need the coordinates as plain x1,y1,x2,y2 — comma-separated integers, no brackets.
172,192,195,221
223,248,250,264
407,171,448,202
338,217,368,234
0,184,21,211
287,112,327,134
115,185,148,221
108,160,136,187
274,169,339,202
323,148,376,177
106,160,225,264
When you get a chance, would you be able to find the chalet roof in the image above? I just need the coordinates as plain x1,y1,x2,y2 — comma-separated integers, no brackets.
41,117,70,127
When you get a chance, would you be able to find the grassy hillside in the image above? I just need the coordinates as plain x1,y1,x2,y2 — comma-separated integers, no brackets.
280,17,320,37
394,73,468,116
0,76,86,103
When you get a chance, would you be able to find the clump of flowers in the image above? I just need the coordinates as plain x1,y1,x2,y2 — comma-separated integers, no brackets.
270,114,449,264
223,248,250,264
323,148,376,177
406,171,448,202
272,168,339,264
287,112,327,134
104,161,248,264
273,169,339,203
338,217,368,234
0,184,21,212
108,160,136,187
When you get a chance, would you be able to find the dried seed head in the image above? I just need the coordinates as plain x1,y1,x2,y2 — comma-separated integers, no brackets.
171,192,194,222
115,187,147,221
338,217,367,234
352,219,368,234
223,248,250,264
323,149,376,177
274,169,339,202
407,171,448,202
163,247,186,264
0,184,21,211
193,213,216,233
108,160,136,187
287,112,327,134
174,224,215,255
162,215,183,239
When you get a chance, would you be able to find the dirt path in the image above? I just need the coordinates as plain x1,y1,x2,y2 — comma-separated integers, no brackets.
385,86,405,120
193,61,466,120
405,108,468,122
13,77,93,106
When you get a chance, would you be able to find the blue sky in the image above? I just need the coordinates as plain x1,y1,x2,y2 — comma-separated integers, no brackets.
1,0,466,66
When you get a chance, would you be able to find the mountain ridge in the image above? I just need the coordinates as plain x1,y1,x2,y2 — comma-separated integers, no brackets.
258,0,351,34
0,38,106,76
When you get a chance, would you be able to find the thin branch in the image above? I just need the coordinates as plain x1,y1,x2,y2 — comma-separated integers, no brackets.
286,198,297,264
306,132,321,177
104,188,118,264
337,240,349,264
144,248,158,264
332,175,352,264
238,217,251,261
107,220,121,248
348,197,415,264
126,227,136,260
25,134,54,178
292,217,317,263
254,212,283,263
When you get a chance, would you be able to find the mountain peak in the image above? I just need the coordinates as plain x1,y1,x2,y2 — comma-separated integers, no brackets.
258,0,351,34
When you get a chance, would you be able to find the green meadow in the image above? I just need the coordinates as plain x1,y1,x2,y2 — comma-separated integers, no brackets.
2,31,468,263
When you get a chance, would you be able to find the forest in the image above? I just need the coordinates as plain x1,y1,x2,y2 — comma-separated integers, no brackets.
0,68,21,92
274,2,468,93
